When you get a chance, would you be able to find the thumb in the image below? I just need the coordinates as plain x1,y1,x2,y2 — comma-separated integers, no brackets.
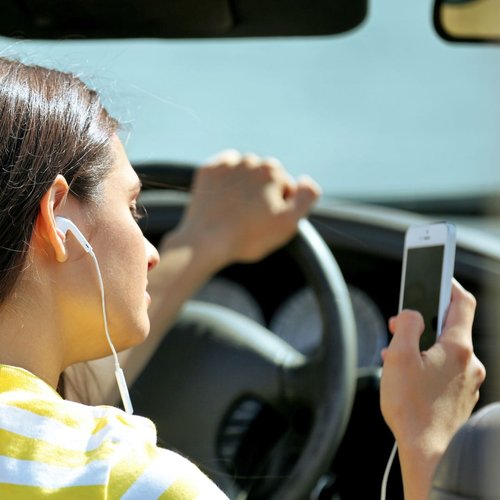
286,176,321,219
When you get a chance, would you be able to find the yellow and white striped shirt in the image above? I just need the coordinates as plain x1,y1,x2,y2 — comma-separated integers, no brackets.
0,364,228,499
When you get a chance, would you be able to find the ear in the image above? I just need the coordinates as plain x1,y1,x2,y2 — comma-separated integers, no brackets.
37,175,70,263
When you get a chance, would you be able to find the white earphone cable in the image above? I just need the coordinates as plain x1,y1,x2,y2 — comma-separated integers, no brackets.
89,249,134,415
380,440,398,500
89,250,118,361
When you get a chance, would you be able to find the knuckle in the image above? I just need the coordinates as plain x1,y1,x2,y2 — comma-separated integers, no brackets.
241,153,260,167
215,150,241,167
256,162,279,182
475,358,487,383
260,158,285,177
451,341,474,367
202,149,234,166
262,156,283,170
220,148,240,159
260,161,276,174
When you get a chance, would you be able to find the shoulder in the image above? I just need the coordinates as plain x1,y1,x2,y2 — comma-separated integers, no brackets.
85,408,228,498
112,447,228,499
0,372,228,499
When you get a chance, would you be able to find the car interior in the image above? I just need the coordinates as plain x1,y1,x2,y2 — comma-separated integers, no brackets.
1,0,500,499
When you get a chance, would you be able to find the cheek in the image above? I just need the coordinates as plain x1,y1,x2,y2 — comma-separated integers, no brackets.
101,224,150,346
93,219,147,295
113,225,147,281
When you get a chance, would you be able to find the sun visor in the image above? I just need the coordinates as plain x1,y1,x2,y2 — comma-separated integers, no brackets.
0,0,367,39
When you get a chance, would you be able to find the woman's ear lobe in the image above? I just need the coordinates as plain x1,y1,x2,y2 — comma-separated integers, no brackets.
37,176,70,262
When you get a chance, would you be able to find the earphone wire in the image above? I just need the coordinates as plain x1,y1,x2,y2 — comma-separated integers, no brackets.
89,250,119,361
381,440,398,500
89,249,134,414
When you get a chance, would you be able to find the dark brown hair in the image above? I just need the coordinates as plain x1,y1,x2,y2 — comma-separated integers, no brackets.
0,57,118,304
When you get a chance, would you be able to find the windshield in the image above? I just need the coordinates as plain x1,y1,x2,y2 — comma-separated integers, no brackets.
1,0,499,201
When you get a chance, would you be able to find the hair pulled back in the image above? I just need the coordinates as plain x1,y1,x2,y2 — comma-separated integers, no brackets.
0,57,118,304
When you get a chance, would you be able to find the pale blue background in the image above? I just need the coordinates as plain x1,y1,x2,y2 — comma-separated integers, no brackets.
1,0,499,200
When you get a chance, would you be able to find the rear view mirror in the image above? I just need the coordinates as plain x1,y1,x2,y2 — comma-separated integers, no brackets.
434,0,500,43
0,0,367,39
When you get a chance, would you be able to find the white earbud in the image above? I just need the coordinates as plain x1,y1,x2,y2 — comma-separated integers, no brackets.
55,216,93,254
54,216,133,415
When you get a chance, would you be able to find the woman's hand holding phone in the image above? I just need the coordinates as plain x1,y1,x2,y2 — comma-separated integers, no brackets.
380,280,486,500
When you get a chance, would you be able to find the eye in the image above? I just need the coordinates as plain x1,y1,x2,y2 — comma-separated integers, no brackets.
130,201,146,223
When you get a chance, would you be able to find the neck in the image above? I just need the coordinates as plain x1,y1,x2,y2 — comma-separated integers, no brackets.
0,290,64,390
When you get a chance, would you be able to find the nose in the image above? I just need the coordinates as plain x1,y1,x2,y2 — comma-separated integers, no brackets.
145,238,160,271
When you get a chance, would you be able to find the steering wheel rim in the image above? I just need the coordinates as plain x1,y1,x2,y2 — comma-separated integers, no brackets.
275,218,357,498
134,165,358,499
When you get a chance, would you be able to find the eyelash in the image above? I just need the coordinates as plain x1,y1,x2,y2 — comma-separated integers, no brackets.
130,202,146,223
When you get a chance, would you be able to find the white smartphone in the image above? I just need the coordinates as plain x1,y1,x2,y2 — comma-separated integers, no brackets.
399,222,456,351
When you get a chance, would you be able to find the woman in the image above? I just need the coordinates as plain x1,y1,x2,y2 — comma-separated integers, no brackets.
0,55,321,498
0,54,486,499
0,56,230,498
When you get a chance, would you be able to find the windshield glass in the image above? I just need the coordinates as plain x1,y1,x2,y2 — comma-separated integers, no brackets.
1,0,499,201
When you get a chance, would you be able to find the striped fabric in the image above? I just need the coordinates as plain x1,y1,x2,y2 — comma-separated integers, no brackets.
0,364,228,499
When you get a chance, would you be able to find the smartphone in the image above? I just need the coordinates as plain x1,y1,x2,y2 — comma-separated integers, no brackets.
399,222,456,351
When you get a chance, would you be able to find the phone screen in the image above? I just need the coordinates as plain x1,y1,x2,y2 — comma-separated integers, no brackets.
402,244,444,350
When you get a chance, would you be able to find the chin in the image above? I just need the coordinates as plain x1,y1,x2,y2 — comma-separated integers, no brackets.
120,317,151,350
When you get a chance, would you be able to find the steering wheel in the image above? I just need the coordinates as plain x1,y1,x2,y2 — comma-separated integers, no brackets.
132,165,357,499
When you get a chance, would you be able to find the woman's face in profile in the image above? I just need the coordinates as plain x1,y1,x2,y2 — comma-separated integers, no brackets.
70,136,160,358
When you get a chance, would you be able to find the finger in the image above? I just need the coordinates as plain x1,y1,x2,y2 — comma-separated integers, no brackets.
241,153,261,167
388,310,425,360
388,316,397,334
286,185,318,220
440,280,476,344
262,163,298,203
261,157,294,185
283,176,320,219
262,156,284,170
261,157,295,187
203,149,241,167
381,347,388,363
297,175,321,198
